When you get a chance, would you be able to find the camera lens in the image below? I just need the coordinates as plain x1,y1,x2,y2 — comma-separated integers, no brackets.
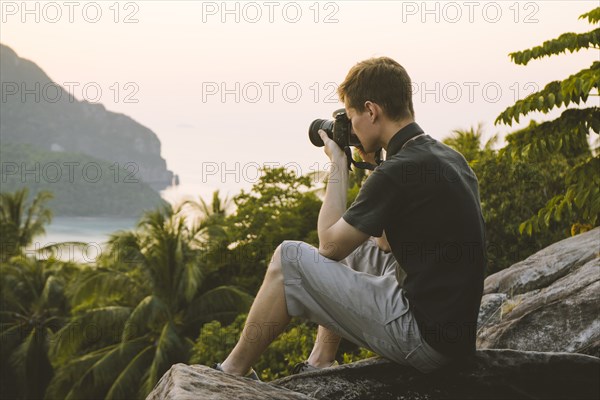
308,119,334,147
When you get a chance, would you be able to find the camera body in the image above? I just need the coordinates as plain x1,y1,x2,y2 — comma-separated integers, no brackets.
308,108,363,150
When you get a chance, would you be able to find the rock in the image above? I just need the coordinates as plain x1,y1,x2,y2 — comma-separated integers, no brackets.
272,350,600,400
148,351,599,400
146,364,311,400
477,228,600,357
477,258,600,356
483,227,599,296
477,293,507,328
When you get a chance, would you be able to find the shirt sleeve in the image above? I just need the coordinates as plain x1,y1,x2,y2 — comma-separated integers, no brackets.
342,167,400,237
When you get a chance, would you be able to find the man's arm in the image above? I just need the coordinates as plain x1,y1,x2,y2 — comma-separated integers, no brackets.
355,148,392,254
317,131,369,261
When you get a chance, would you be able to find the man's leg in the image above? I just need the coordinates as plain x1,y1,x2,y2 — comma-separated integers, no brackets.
307,326,341,367
306,238,398,368
220,245,291,376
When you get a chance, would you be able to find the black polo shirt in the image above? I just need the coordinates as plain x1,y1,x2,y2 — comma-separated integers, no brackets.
342,122,486,358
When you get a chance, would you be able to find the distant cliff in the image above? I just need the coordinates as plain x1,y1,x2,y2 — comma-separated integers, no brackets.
0,44,173,190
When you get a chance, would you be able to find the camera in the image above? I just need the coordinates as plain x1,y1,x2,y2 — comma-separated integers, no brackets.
308,108,363,150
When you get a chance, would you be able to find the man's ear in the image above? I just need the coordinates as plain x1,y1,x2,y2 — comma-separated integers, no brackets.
364,101,380,123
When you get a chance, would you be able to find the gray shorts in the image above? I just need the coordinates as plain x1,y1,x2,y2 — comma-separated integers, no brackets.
279,239,451,373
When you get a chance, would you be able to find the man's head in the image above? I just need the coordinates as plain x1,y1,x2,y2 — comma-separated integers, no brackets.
338,57,415,152
338,57,414,120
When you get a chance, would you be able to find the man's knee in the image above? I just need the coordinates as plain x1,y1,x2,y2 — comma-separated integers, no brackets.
267,240,307,276
267,244,283,275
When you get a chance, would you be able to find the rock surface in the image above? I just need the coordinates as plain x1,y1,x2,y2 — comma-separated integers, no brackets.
482,227,598,296
148,350,599,400
146,364,311,400
477,228,600,357
477,293,507,328
275,350,599,400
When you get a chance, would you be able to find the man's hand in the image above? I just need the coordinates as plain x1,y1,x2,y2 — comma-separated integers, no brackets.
318,130,347,163
375,231,391,253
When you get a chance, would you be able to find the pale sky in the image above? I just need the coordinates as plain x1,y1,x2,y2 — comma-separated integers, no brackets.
2,0,599,203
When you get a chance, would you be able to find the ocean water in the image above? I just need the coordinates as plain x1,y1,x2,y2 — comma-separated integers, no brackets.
42,216,138,244
37,184,220,263
37,216,137,263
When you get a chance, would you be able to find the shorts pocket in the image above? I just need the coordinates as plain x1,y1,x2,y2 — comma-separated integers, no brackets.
383,289,410,324
384,312,425,365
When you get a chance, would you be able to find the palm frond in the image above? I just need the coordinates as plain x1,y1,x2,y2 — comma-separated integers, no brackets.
144,322,186,396
40,275,66,310
178,261,205,304
105,344,154,400
51,306,131,362
185,286,254,332
122,296,169,341
36,241,89,260
45,344,116,399
68,268,142,310
64,338,148,400
0,323,24,360
105,230,144,266
9,327,53,399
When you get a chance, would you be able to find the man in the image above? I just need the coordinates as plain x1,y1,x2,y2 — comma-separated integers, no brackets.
216,57,487,379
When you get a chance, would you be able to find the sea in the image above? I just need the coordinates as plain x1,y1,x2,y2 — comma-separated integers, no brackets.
37,183,232,263
35,216,138,263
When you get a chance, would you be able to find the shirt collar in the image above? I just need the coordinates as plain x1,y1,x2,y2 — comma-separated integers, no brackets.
385,122,425,157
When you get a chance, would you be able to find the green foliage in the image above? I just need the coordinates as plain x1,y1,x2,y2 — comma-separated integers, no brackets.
518,156,600,236
184,286,254,337
580,7,600,24
500,110,596,160
190,315,313,380
184,190,232,245
0,257,77,399
442,124,498,167
495,7,600,235
508,8,599,65
509,29,600,65
0,188,53,261
66,266,146,313
496,64,600,124
342,347,377,364
475,150,573,274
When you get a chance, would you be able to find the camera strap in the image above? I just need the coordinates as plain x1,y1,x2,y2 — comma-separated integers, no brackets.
344,147,382,171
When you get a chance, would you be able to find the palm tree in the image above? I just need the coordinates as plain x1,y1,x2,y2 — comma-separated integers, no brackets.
184,190,233,245
0,189,53,261
0,257,75,399
47,204,253,399
443,123,498,165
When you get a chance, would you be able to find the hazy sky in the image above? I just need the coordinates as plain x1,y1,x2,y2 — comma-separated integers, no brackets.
2,0,599,202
